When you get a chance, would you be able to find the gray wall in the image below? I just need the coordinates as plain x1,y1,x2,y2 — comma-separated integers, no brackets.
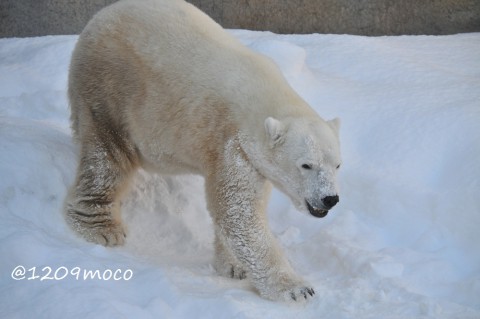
1,0,480,38
0,0,115,38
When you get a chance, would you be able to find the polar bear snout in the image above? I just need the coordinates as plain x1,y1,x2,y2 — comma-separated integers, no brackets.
322,195,339,209
306,195,339,218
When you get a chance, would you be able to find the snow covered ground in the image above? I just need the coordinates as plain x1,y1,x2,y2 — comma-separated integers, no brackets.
0,30,479,318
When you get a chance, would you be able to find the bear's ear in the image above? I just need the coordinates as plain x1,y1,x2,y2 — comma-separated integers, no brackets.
328,118,340,136
264,117,286,147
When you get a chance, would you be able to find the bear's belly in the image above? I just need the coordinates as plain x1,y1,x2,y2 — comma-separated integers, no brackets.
136,139,204,175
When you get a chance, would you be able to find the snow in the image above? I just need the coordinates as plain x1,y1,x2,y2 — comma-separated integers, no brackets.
1,30,479,318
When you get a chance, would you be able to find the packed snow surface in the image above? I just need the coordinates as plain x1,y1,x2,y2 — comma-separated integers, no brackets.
1,31,479,318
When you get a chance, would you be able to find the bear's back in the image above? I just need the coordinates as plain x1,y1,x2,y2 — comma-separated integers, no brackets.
84,0,246,60
69,0,316,149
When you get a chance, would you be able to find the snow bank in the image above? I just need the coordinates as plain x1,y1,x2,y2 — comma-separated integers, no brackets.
0,32,479,318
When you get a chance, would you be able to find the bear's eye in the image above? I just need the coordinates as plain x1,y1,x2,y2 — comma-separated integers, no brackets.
336,164,341,170
301,164,312,170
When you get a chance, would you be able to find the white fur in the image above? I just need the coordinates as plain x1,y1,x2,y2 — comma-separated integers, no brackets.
65,0,341,302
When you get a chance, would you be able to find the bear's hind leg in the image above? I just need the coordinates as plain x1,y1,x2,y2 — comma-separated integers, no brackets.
65,133,138,246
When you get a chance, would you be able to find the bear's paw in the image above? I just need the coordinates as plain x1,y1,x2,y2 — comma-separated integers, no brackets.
86,223,126,247
258,272,315,302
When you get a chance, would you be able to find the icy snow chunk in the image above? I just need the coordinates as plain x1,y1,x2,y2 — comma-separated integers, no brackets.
370,260,404,278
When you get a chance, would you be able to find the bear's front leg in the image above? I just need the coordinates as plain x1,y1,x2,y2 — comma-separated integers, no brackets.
213,235,247,280
206,139,315,302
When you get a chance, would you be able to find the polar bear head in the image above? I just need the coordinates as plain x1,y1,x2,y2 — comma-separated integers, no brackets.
262,116,341,218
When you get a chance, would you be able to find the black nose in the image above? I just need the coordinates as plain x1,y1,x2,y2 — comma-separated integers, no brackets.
322,195,339,209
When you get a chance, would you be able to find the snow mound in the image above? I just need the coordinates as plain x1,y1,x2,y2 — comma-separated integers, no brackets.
1,31,479,318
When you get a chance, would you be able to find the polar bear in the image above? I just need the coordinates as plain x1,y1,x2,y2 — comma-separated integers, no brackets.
65,0,341,302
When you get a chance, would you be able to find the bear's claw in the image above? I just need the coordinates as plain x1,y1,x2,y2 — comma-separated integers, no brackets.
229,265,247,280
291,287,315,301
